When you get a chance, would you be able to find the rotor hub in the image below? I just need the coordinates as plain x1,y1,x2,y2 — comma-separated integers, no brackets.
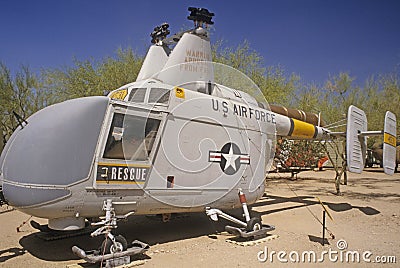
187,7,214,28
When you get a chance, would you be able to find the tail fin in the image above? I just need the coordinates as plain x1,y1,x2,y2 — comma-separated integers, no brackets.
383,111,397,174
346,105,397,174
346,105,367,173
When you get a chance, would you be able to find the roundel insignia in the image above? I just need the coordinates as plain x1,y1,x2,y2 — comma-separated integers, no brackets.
209,142,250,175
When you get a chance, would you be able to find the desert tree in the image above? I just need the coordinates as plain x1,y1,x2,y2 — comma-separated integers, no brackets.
0,63,46,151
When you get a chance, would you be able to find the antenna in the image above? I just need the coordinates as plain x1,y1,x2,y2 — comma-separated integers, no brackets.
187,7,214,28
12,111,28,129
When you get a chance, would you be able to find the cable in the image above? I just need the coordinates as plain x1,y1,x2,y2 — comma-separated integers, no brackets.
273,172,335,239
326,123,347,130
324,118,346,128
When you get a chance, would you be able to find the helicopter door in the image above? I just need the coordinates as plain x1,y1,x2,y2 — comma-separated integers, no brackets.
94,106,162,189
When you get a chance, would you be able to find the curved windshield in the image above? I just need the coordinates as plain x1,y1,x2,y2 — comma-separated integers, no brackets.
128,88,146,102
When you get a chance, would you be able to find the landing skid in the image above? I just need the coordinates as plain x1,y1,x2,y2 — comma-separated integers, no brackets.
206,189,275,240
31,220,94,241
72,240,149,267
225,225,275,240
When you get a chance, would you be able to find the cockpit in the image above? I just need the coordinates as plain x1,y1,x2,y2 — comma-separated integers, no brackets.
108,80,172,106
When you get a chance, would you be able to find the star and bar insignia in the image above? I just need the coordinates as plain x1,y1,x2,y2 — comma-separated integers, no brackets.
209,142,250,175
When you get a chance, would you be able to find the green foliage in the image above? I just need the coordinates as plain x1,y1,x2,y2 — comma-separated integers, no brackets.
293,84,321,113
0,63,46,149
212,40,264,75
42,47,143,102
292,71,400,148
212,40,298,106
98,48,143,92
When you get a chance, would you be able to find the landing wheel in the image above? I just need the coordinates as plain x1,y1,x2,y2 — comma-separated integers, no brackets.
99,235,128,254
246,217,262,232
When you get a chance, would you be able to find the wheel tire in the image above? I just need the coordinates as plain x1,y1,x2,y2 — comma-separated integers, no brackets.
246,217,262,232
100,235,128,254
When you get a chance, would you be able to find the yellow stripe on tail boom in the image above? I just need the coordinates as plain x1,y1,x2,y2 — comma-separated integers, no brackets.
289,118,318,139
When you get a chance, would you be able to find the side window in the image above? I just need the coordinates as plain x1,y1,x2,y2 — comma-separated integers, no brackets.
128,88,146,102
103,113,160,161
148,88,170,104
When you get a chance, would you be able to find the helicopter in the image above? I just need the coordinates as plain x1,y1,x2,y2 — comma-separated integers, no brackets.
0,7,397,264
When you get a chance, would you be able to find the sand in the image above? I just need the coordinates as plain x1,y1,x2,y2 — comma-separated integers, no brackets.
0,168,399,267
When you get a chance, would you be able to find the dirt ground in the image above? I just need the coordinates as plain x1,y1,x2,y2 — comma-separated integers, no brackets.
1,168,399,267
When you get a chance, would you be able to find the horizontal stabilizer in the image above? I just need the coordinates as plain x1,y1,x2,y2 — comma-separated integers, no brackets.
346,105,367,173
383,111,397,175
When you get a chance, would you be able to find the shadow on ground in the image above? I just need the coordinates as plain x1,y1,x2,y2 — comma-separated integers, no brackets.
19,212,229,262
308,235,330,246
0,247,26,263
253,194,380,216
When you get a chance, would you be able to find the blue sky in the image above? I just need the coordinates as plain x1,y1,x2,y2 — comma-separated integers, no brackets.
1,0,399,86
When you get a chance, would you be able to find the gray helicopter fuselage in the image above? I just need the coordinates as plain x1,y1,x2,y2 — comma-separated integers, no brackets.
0,78,279,229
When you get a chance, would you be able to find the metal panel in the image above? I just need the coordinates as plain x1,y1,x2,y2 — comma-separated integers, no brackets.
3,96,109,186
346,105,367,173
383,111,397,175
0,126,20,172
2,182,70,208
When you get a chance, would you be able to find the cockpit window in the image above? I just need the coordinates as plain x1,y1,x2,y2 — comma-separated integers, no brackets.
128,88,146,103
103,113,160,160
148,88,170,104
